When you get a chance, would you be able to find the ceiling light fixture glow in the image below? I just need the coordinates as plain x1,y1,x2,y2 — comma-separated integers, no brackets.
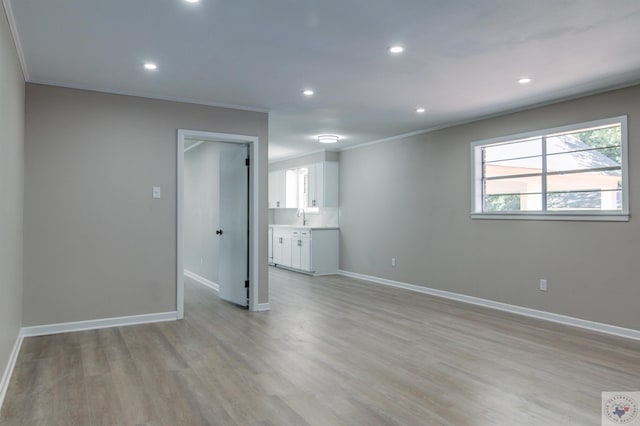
318,134,339,144
144,63,158,71
416,108,426,113
184,0,200,3
518,77,532,84
303,89,314,96
388,45,404,54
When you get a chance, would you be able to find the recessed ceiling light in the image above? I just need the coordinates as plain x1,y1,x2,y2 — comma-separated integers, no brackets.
416,108,426,113
388,45,404,54
318,134,339,144
144,63,158,71
518,77,532,84
302,89,314,96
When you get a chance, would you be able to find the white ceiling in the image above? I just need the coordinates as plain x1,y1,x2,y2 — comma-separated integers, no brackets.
8,0,640,161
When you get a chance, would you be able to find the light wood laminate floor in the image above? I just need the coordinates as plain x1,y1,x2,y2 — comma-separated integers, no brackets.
2,267,639,425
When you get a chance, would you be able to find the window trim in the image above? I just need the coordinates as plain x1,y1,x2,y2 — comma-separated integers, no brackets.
470,116,629,221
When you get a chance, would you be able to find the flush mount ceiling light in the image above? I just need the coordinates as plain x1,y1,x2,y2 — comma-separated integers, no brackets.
388,45,404,54
144,62,157,71
184,0,200,3
518,77,532,84
302,89,314,96
416,107,426,113
318,134,339,144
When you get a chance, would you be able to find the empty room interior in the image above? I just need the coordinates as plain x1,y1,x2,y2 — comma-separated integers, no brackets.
2,1,640,425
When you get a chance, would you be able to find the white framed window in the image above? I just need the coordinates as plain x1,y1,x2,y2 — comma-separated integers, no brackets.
471,116,628,221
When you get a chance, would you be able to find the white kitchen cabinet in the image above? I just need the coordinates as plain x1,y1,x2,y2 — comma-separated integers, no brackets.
291,229,311,271
269,226,338,275
307,162,339,208
307,163,322,208
268,227,273,263
272,230,292,266
269,161,339,210
268,169,286,208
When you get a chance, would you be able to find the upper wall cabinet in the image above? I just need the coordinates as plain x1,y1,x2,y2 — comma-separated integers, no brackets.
268,169,286,208
307,162,339,208
269,161,339,209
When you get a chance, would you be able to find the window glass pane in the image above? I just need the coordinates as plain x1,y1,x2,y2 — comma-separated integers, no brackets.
483,138,541,162
546,125,621,154
474,118,626,217
547,190,621,211
485,193,542,212
546,147,621,172
484,175,542,211
485,175,542,195
285,169,298,208
546,171,621,193
485,157,542,178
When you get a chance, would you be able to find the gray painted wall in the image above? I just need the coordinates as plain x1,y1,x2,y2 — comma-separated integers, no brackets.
184,142,220,283
0,4,24,383
24,84,269,326
340,84,640,330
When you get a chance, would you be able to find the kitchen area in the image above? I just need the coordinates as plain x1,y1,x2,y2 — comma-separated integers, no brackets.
268,151,339,275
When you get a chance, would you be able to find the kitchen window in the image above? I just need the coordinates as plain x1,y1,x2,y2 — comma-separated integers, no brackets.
471,116,628,221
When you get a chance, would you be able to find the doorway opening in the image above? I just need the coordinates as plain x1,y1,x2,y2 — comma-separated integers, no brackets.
177,130,260,318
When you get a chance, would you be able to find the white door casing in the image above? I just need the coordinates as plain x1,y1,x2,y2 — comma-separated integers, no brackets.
177,129,261,318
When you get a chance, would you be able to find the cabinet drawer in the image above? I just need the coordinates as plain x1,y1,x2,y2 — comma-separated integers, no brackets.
272,228,303,239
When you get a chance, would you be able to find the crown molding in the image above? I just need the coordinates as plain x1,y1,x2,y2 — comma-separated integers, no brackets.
2,0,28,80
28,80,270,113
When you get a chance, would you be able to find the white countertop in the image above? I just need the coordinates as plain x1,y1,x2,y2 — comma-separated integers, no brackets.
269,224,339,230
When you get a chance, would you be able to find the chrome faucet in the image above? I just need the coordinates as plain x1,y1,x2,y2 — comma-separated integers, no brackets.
297,208,307,226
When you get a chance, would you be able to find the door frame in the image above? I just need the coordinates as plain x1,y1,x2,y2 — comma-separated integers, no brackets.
177,129,260,318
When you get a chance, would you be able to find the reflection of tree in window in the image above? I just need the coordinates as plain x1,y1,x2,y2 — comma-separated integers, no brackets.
485,194,521,211
481,123,622,212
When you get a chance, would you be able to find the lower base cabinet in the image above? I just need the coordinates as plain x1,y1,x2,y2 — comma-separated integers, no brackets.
269,227,338,275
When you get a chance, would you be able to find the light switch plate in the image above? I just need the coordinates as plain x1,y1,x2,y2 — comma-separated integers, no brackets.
153,186,161,199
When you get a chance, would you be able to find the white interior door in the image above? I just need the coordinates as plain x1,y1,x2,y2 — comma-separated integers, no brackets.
217,143,249,306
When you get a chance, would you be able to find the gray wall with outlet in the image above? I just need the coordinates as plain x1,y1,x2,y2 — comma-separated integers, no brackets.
22,83,269,326
339,84,640,330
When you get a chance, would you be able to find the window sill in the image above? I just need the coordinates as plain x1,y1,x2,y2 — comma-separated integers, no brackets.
471,212,629,222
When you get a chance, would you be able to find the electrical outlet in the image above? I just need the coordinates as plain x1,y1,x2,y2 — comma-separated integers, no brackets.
539,279,548,292
391,258,396,267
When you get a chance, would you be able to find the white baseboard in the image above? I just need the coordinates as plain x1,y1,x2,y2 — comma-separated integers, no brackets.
0,330,23,411
184,269,219,292
21,311,178,337
256,303,271,312
338,270,640,341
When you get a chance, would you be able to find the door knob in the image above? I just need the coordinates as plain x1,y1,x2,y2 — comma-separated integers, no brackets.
216,229,223,235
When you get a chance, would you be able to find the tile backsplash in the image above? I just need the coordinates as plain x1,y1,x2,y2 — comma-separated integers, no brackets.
270,207,339,227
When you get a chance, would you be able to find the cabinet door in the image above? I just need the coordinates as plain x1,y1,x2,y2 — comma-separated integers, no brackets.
291,238,301,270
281,237,293,267
300,237,312,271
268,228,273,262
272,235,283,264
307,162,338,208
268,170,286,208
307,163,323,208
